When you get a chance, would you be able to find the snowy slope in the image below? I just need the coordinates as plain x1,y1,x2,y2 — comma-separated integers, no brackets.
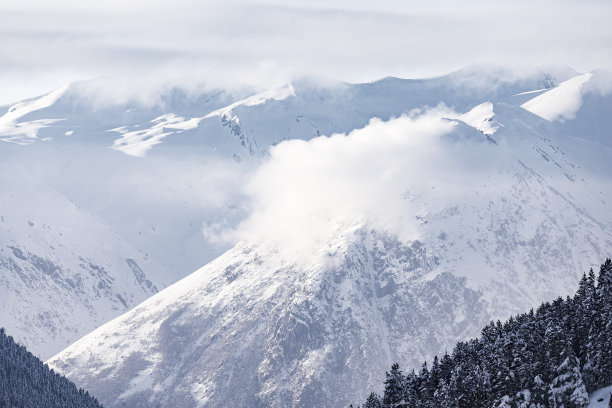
589,386,612,408
0,66,576,158
47,93,612,407
0,147,166,359
0,140,251,358
0,85,68,144
1,66,581,358
522,70,612,147
0,86,253,358
46,234,488,408
521,73,593,121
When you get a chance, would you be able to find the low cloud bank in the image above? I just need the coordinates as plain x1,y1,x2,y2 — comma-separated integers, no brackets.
2,0,612,104
219,106,503,260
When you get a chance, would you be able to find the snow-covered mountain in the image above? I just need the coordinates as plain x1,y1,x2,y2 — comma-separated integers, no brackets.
47,233,487,408
45,68,612,407
0,153,163,359
1,66,587,359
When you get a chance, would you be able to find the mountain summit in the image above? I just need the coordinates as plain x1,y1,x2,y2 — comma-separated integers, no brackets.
45,68,612,407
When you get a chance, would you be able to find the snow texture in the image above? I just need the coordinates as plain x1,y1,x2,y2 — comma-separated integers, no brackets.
588,386,612,408
1,66,611,405
0,85,68,144
46,67,612,408
522,73,593,121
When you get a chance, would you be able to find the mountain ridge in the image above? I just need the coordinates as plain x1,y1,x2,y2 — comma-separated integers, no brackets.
45,78,612,406
3,66,596,358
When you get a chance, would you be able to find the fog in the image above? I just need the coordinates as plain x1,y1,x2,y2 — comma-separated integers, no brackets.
2,0,612,104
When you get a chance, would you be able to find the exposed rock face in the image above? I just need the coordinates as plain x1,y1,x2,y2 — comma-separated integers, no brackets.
48,232,490,408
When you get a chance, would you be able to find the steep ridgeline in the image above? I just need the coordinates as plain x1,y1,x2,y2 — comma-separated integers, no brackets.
0,327,102,408
48,232,489,408
359,259,612,408
0,65,579,157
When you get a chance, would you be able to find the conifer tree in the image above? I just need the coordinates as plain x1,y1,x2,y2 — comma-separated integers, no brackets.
403,369,419,408
383,363,406,408
596,259,612,385
364,392,382,408
0,328,103,408
549,342,588,408
359,259,612,408
530,374,549,407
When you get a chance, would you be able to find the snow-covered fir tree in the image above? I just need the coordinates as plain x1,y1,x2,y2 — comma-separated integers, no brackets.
363,393,383,408
0,328,103,408
358,259,612,408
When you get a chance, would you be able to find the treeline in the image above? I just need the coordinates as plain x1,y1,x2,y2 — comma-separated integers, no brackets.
358,259,612,408
0,328,103,408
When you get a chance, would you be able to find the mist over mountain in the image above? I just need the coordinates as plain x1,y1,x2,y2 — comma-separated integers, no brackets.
2,66,596,359
0,67,601,406
2,1,612,408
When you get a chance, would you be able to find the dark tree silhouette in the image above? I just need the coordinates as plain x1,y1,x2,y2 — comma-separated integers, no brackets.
0,328,103,408
358,259,612,408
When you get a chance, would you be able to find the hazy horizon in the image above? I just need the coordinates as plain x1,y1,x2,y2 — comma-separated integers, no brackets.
2,0,612,105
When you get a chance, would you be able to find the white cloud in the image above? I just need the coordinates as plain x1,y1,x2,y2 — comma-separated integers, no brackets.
1,0,611,104
221,105,506,261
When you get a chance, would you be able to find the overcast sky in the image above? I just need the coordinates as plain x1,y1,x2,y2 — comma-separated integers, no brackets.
1,0,611,104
